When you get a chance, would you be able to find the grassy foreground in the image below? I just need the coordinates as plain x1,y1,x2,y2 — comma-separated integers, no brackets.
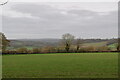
2,53,118,78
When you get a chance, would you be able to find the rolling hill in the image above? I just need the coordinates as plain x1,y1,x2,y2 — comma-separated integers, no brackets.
7,38,117,50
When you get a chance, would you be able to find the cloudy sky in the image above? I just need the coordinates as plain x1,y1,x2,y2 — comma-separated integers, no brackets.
0,1,118,39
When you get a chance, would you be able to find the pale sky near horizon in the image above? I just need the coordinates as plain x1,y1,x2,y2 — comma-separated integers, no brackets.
0,0,118,39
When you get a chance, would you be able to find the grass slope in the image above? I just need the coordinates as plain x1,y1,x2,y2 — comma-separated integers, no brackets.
83,41,107,47
2,53,118,78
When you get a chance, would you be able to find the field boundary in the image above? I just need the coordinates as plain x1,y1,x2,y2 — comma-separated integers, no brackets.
1,51,119,55
1,78,119,80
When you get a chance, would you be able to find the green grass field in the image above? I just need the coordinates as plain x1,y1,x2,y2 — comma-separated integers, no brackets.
2,53,118,78
83,41,108,47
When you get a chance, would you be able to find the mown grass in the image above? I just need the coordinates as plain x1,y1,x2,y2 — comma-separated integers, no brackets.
2,53,118,78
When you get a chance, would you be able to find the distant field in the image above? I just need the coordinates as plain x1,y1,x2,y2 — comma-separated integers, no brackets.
83,41,108,47
108,43,117,49
2,53,118,78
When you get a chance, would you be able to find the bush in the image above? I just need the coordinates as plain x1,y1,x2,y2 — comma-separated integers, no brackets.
16,48,28,53
96,46,111,51
79,46,96,52
32,48,41,53
41,46,56,53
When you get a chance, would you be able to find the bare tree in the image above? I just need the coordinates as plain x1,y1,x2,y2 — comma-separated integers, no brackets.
0,0,8,6
117,38,120,51
62,33,75,52
0,32,10,52
76,38,83,52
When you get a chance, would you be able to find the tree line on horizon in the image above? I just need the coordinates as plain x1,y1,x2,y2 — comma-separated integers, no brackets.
0,32,120,54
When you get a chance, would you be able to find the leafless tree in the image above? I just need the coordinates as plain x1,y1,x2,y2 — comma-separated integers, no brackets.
62,33,75,52
117,38,120,51
0,0,8,6
76,38,83,52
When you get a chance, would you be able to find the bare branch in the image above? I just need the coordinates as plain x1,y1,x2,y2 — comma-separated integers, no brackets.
0,0,8,6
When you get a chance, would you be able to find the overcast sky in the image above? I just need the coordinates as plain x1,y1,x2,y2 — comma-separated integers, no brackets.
0,1,118,39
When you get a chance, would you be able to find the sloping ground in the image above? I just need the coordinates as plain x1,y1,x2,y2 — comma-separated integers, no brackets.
83,41,108,47
108,43,117,48
108,43,117,50
82,41,117,50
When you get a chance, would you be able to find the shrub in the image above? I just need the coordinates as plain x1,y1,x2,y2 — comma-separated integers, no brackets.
96,46,111,51
16,47,28,53
79,46,96,52
32,48,41,53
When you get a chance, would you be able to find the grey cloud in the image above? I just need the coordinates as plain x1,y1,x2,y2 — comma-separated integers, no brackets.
67,9,98,16
10,3,61,18
2,3,118,39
